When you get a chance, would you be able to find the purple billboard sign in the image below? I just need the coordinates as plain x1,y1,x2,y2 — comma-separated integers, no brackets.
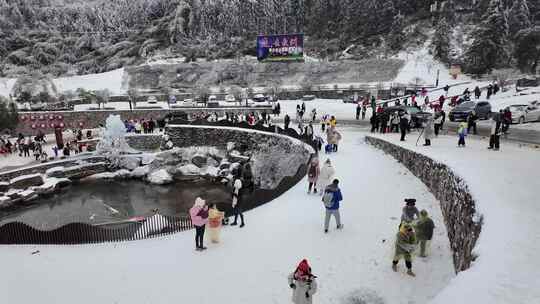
257,34,304,63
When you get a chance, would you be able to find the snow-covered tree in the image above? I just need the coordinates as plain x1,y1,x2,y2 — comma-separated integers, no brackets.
431,18,451,63
514,26,540,73
508,0,532,39
388,12,405,52
464,0,510,74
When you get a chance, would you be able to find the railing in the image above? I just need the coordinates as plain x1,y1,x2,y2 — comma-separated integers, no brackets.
0,215,193,245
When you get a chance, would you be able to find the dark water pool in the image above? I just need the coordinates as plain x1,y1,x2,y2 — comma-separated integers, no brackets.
0,179,232,230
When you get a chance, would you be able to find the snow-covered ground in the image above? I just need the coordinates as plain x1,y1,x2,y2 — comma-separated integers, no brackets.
53,68,126,95
0,68,127,98
368,132,540,304
0,127,456,304
394,45,471,87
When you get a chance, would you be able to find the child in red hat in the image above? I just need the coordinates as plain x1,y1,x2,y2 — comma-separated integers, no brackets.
288,259,318,304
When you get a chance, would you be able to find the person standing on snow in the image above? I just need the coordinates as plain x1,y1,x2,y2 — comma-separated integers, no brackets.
317,159,335,196
189,197,209,251
208,204,225,243
362,104,367,120
284,114,291,130
323,179,343,233
392,223,418,277
305,122,314,141
311,108,317,122
356,103,361,120
423,115,435,146
399,110,410,141
488,111,502,151
474,86,481,99
370,113,379,133
467,111,478,135
415,210,435,257
434,112,443,137
390,112,400,133
401,198,420,224
230,173,245,227
288,259,318,304
458,122,468,147
307,158,320,194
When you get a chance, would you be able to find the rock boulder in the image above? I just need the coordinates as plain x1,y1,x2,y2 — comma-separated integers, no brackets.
10,174,44,189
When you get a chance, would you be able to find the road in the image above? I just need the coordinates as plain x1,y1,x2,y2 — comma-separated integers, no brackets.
280,118,540,146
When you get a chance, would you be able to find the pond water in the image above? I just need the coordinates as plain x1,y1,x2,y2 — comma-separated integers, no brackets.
0,179,232,230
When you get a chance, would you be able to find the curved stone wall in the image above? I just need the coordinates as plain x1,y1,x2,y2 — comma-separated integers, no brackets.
165,125,314,190
365,136,482,273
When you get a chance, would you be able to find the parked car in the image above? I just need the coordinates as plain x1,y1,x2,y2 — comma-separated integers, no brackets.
208,95,217,102
253,94,266,102
382,106,431,129
302,95,316,101
207,101,220,108
449,101,492,122
225,94,236,103
146,96,158,104
182,99,195,107
506,104,540,124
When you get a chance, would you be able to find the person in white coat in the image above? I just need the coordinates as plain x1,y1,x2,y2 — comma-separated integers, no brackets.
317,159,335,195
423,115,435,146
230,175,245,227
288,259,318,304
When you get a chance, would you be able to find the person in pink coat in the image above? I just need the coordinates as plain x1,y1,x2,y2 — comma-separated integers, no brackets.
307,158,321,194
190,197,209,251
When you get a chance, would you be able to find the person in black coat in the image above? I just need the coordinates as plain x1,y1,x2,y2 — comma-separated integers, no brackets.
356,104,361,120
474,86,481,99
379,112,389,134
489,111,503,151
467,111,478,135
284,114,291,130
370,113,379,133
399,111,409,141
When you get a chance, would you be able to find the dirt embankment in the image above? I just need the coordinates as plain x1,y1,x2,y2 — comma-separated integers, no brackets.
125,59,404,91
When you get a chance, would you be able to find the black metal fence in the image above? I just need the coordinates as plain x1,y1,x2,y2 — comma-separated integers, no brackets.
0,215,193,245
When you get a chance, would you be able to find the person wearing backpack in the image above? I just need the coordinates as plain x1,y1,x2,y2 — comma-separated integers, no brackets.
322,179,343,233
307,158,320,194
189,197,209,251
317,159,335,196
288,259,318,304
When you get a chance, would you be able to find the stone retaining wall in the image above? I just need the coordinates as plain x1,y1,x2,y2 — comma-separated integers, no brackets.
0,156,107,182
125,135,162,151
166,125,314,190
365,136,482,273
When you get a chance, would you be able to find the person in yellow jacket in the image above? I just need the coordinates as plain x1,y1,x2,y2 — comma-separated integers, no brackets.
208,204,225,243
329,116,337,127
392,223,418,277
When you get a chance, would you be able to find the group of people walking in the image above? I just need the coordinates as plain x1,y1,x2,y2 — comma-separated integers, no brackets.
392,198,435,277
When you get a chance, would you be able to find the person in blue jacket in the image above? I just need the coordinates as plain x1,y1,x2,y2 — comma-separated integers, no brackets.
323,179,343,233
